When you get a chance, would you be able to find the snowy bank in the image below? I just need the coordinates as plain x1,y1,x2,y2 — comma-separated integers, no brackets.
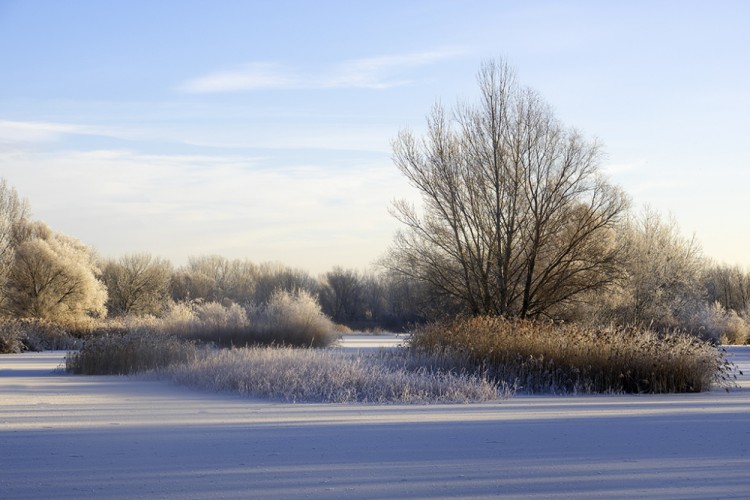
1,345,749,499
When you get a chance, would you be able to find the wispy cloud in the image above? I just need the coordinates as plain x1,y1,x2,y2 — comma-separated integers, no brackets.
1,147,411,271
176,62,298,93
178,48,465,93
0,119,94,143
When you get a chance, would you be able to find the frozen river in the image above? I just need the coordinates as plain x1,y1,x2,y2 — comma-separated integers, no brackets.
1,342,749,499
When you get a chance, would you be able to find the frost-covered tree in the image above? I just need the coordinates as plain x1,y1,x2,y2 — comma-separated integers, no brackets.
102,253,172,316
609,208,705,328
704,264,750,315
4,222,107,323
0,179,30,300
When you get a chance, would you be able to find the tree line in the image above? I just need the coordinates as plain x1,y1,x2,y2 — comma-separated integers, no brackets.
0,179,423,330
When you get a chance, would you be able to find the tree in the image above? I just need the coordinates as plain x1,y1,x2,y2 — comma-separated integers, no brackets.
385,59,628,319
0,178,30,301
607,208,705,329
252,262,319,305
171,255,257,305
4,222,107,323
704,264,750,315
102,253,173,316
320,267,365,323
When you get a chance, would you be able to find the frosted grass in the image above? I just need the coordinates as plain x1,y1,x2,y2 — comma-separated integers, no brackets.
156,347,510,403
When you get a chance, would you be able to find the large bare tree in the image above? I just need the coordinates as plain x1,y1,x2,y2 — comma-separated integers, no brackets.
385,59,628,318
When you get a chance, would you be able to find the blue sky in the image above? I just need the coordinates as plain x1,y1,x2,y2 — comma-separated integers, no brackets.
1,0,748,273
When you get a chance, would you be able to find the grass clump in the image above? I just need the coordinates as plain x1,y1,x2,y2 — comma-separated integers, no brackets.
410,316,731,394
66,331,198,375
158,347,507,403
64,330,506,403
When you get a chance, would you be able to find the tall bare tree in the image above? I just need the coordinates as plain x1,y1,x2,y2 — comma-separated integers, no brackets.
385,59,628,318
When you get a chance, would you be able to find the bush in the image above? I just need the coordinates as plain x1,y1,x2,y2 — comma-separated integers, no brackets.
410,316,731,394
0,323,22,353
66,330,198,375
167,301,253,347
694,302,750,345
249,289,337,347
0,318,83,353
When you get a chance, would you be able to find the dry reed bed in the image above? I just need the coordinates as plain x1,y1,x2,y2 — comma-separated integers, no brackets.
158,347,507,403
409,317,732,394
66,331,199,375
65,332,507,403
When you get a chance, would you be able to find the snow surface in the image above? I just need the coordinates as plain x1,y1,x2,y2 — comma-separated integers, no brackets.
1,341,749,499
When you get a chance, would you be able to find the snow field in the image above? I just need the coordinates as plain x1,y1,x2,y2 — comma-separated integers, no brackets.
1,341,749,499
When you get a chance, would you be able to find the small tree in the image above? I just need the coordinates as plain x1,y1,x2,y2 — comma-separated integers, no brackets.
4,222,107,323
102,253,173,316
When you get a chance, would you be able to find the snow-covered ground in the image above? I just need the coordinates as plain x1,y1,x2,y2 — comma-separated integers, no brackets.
1,341,749,499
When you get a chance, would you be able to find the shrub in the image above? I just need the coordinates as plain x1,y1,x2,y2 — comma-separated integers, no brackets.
0,322,22,353
409,316,731,394
694,302,750,345
106,294,336,348
250,289,337,347
0,318,83,353
66,330,198,375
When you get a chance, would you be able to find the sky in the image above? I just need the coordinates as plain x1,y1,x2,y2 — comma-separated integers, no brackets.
0,0,748,274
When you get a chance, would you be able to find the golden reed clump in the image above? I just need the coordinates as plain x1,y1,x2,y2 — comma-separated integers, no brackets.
409,316,731,393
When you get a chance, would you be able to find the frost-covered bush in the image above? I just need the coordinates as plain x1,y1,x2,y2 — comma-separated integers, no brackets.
0,318,82,353
250,289,336,347
134,300,252,347
117,294,335,348
695,302,750,345
0,322,22,353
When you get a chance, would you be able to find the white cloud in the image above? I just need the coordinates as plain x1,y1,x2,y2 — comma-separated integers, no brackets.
1,148,411,272
0,119,93,143
177,62,298,93
178,48,465,93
